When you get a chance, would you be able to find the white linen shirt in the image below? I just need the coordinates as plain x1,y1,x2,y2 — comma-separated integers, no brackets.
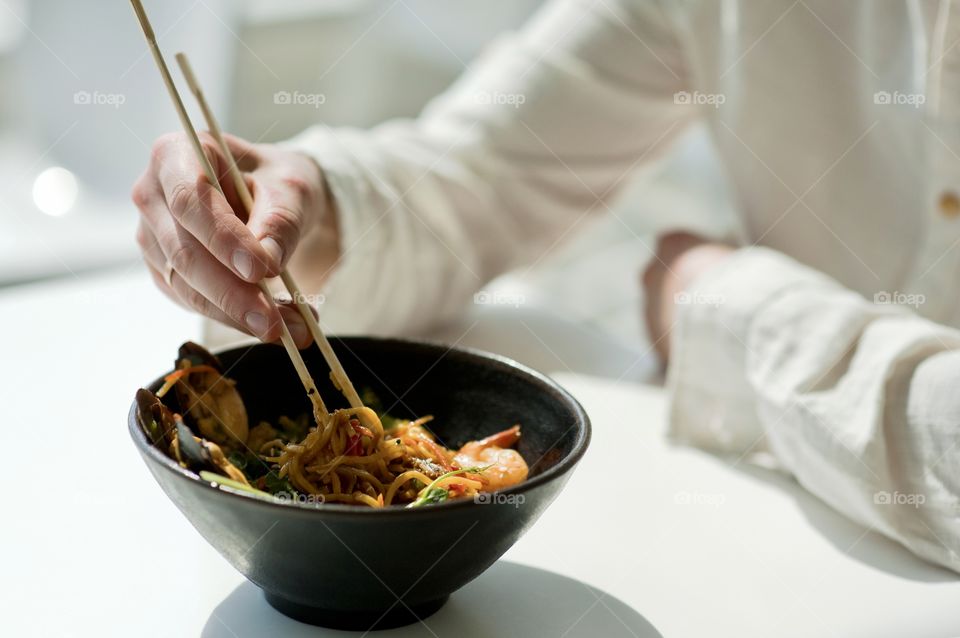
283,0,960,571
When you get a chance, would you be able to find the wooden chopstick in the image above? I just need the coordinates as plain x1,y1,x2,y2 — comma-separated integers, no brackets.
128,0,329,424
173,53,254,215
175,52,367,413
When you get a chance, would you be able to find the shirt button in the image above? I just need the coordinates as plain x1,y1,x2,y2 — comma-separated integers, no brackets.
939,191,960,218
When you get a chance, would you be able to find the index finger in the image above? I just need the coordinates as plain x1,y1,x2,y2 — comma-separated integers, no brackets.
151,133,278,282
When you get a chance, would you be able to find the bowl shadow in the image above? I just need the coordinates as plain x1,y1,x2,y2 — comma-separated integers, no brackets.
201,561,661,637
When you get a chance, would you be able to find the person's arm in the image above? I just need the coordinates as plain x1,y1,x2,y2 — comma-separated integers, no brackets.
135,0,694,342
284,0,695,334
656,241,960,572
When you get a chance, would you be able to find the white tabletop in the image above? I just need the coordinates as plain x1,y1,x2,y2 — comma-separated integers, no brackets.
2,268,958,638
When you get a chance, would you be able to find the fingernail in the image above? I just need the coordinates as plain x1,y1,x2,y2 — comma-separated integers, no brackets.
232,250,254,280
288,321,307,344
260,237,284,269
245,311,269,336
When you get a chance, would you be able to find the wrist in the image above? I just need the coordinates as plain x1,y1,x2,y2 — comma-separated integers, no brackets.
284,153,341,290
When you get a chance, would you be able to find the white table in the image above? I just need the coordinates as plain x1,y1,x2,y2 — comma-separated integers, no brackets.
2,268,958,638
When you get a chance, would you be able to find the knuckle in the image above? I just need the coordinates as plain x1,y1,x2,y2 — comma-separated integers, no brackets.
135,224,150,250
167,180,199,221
281,174,313,201
641,263,659,289
209,217,241,252
130,177,154,211
211,285,231,314
641,262,653,283
150,132,182,163
201,141,220,164
264,204,303,241
183,285,210,314
196,130,215,147
656,231,699,256
168,243,197,275
655,234,677,255
213,287,245,322
148,264,168,292
196,132,221,165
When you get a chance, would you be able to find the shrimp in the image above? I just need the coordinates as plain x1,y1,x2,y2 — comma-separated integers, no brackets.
390,416,455,471
452,425,528,492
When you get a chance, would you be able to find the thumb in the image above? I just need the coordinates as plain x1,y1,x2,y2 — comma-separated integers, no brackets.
246,176,307,277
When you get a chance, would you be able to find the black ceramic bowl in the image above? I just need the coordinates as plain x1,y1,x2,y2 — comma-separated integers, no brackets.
128,337,590,630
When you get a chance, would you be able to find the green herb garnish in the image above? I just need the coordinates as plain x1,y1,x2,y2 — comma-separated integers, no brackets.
260,470,296,496
407,465,492,508
419,487,449,505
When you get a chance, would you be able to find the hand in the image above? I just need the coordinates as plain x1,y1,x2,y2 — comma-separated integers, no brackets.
132,132,339,346
641,231,735,361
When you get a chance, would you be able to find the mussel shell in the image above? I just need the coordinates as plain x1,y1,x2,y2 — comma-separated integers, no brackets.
173,341,250,447
135,388,175,448
173,415,217,472
173,415,251,484
137,379,248,482
177,341,224,372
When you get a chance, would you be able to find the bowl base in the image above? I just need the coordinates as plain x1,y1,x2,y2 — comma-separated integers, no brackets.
264,591,449,630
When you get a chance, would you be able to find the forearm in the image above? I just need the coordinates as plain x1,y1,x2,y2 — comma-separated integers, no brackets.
667,247,960,571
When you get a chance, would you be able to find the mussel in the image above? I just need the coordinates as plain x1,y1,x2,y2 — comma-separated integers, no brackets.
135,387,175,449
136,386,249,485
170,342,249,448
170,414,249,484
136,341,254,485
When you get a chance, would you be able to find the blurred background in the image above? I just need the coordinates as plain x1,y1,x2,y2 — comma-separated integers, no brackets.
0,0,738,362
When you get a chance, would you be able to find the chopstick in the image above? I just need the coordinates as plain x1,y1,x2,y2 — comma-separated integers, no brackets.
128,0,329,424
174,52,368,413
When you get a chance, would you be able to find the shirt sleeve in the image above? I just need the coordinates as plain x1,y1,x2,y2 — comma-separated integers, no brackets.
283,0,695,335
667,246,960,572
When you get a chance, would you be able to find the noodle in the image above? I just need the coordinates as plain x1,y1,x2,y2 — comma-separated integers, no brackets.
263,407,428,507
145,347,529,508
384,470,434,506
249,405,526,508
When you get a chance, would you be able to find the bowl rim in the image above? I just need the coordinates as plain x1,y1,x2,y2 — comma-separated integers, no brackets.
128,336,591,518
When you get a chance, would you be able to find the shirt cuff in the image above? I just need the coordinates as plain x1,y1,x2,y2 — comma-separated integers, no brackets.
665,246,839,454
